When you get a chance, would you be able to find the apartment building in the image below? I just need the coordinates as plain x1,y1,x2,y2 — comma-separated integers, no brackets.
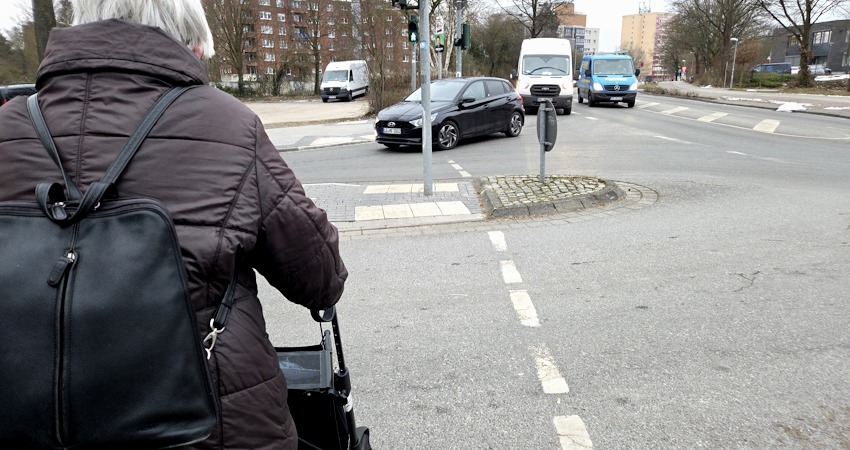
766,20,850,71
216,0,412,90
554,3,599,56
620,11,675,80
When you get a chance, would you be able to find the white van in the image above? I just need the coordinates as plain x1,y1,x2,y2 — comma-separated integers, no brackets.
510,38,573,115
320,60,368,102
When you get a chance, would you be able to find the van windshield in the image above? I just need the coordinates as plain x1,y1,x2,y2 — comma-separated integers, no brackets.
522,55,570,75
322,70,349,82
592,59,635,76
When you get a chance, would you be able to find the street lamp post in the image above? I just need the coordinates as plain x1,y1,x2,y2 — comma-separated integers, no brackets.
729,37,739,90
682,59,686,81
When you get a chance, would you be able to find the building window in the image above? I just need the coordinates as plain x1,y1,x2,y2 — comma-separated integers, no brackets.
242,24,254,33
341,17,348,24
264,53,275,61
278,13,285,21
221,67,232,74
328,30,335,38
329,42,335,50
326,4,333,12
247,66,258,75
385,28,391,35
402,41,408,49
260,11,271,20
342,30,348,37
308,3,318,11
279,27,287,35
328,17,335,25
403,54,409,62
259,0,270,5
243,38,255,48
292,1,302,8
293,13,302,22
276,0,284,6
312,29,319,37
812,30,831,45
266,67,275,75
261,39,274,48
386,42,393,48
261,25,273,34
280,40,288,48
386,15,393,21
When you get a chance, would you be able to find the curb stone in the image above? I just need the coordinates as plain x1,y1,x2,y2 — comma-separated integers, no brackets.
473,175,626,219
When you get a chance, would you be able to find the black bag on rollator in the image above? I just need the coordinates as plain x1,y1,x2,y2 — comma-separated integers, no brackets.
276,307,372,450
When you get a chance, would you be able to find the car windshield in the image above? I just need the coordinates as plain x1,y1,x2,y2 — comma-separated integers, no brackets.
521,55,570,75
405,80,466,102
593,59,634,75
322,70,349,82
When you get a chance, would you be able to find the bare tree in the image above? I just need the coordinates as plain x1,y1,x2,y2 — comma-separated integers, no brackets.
205,0,256,96
499,0,564,38
667,0,767,85
31,0,56,60
467,13,523,78
356,0,409,113
754,0,847,87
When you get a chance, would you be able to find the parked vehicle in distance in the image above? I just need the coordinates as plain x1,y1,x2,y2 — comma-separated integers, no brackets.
791,66,800,75
0,84,37,106
576,53,640,108
751,63,792,75
510,38,573,115
375,77,524,151
810,64,832,76
320,60,368,102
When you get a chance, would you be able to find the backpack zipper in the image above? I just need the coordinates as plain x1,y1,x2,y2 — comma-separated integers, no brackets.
53,225,79,448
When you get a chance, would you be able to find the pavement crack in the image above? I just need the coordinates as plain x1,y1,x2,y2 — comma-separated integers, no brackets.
733,271,761,292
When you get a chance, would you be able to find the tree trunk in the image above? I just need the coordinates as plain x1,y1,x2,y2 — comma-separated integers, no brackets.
31,0,56,61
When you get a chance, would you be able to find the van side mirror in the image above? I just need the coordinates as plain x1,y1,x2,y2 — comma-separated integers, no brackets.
584,69,590,77
509,69,517,80
635,68,641,76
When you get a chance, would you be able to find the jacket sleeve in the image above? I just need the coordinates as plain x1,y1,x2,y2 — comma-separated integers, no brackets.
250,118,347,310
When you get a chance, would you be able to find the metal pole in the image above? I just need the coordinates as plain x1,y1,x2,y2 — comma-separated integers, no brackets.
723,61,728,89
421,0,432,195
538,103,547,182
730,38,739,90
455,0,462,77
438,51,443,79
411,44,416,92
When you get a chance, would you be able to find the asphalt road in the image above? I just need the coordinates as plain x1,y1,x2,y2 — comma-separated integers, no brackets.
259,95,850,449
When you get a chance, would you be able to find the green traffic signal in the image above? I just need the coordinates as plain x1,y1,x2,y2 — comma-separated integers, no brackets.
408,15,418,43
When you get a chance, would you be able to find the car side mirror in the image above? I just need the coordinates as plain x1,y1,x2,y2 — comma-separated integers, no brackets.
584,69,590,77
461,97,476,105
509,69,517,80
635,68,641,76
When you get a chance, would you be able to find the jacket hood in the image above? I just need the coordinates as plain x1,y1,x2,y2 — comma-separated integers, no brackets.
36,19,209,89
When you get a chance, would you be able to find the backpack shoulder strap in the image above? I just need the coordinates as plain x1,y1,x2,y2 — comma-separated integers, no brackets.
29,86,196,224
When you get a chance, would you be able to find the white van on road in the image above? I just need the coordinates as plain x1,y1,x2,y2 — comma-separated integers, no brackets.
511,38,574,115
320,60,369,102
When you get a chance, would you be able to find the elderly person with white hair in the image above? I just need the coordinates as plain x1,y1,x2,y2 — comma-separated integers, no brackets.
0,0,348,449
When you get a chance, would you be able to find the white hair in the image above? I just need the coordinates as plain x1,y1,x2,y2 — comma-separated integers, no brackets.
71,0,215,58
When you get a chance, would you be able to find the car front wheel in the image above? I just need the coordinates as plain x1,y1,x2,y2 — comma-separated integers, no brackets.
436,121,460,150
505,111,523,137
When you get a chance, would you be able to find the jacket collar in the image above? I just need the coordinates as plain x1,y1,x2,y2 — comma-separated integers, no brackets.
36,19,209,88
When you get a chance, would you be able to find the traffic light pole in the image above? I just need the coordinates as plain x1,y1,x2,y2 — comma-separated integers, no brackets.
454,0,462,77
420,0,432,195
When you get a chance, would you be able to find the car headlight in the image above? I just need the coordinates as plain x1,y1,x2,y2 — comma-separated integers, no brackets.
560,81,572,90
629,82,638,91
592,82,603,91
410,113,438,128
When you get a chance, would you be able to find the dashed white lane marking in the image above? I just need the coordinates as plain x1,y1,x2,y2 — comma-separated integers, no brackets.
753,119,781,133
510,290,540,327
500,260,523,284
459,171,472,178
653,135,685,142
697,112,727,122
488,231,507,251
726,150,788,164
660,106,689,115
533,344,569,394
554,416,593,449
636,101,658,109
451,163,464,171
727,151,747,156
585,117,598,120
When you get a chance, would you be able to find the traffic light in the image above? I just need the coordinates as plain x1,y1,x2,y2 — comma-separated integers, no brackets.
408,15,418,43
461,23,471,50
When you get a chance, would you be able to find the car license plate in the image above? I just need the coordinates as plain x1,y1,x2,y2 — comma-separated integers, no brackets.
328,95,336,99
610,96,623,101
383,127,401,135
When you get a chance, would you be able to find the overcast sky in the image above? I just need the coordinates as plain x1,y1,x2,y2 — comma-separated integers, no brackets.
0,0,676,47
573,0,674,52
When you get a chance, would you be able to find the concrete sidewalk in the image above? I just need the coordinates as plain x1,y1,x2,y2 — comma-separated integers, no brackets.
654,80,850,118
